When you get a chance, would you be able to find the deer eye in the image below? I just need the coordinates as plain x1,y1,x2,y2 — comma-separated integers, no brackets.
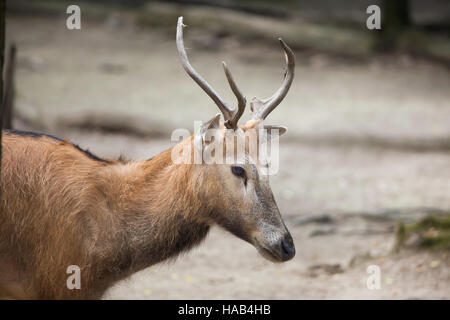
231,166,246,178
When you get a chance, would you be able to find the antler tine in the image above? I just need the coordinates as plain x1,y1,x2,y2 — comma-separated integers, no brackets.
251,38,295,121
176,16,245,129
222,62,246,129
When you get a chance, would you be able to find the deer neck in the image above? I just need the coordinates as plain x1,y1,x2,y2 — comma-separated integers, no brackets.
95,148,211,280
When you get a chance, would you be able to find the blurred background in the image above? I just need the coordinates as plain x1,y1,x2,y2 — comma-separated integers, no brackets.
4,0,450,299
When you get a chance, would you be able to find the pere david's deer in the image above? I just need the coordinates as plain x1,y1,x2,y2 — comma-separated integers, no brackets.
0,17,295,299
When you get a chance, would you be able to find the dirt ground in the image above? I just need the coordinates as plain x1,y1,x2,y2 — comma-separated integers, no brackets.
6,14,450,299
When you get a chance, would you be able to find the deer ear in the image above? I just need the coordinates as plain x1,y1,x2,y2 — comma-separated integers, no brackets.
195,113,222,150
198,113,221,137
263,125,287,141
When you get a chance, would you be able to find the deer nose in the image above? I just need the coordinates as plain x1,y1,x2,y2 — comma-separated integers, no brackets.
280,234,295,261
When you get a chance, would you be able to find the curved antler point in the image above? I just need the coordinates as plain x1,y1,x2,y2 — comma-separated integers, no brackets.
177,16,186,28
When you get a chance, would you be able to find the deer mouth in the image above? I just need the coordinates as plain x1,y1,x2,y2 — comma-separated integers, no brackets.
253,234,295,263
253,242,284,263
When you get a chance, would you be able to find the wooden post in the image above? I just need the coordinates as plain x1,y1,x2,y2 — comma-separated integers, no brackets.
3,43,16,130
0,0,6,193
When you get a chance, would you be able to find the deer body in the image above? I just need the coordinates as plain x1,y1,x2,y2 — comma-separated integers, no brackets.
0,16,296,299
0,132,211,299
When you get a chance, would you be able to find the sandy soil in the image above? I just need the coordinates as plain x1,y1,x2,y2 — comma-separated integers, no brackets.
6,14,450,299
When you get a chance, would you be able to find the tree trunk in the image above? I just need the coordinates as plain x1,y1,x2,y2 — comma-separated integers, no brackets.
384,0,410,29
378,0,411,51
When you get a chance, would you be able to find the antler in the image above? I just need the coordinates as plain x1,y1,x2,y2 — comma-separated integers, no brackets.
176,16,246,129
250,38,295,120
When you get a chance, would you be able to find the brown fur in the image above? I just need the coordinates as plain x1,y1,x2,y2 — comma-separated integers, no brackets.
0,132,215,299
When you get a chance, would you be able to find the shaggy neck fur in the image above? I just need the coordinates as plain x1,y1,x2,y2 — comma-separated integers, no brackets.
0,132,214,299
89,147,212,295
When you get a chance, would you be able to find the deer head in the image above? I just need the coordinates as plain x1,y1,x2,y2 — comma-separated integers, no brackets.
176,17,295,262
